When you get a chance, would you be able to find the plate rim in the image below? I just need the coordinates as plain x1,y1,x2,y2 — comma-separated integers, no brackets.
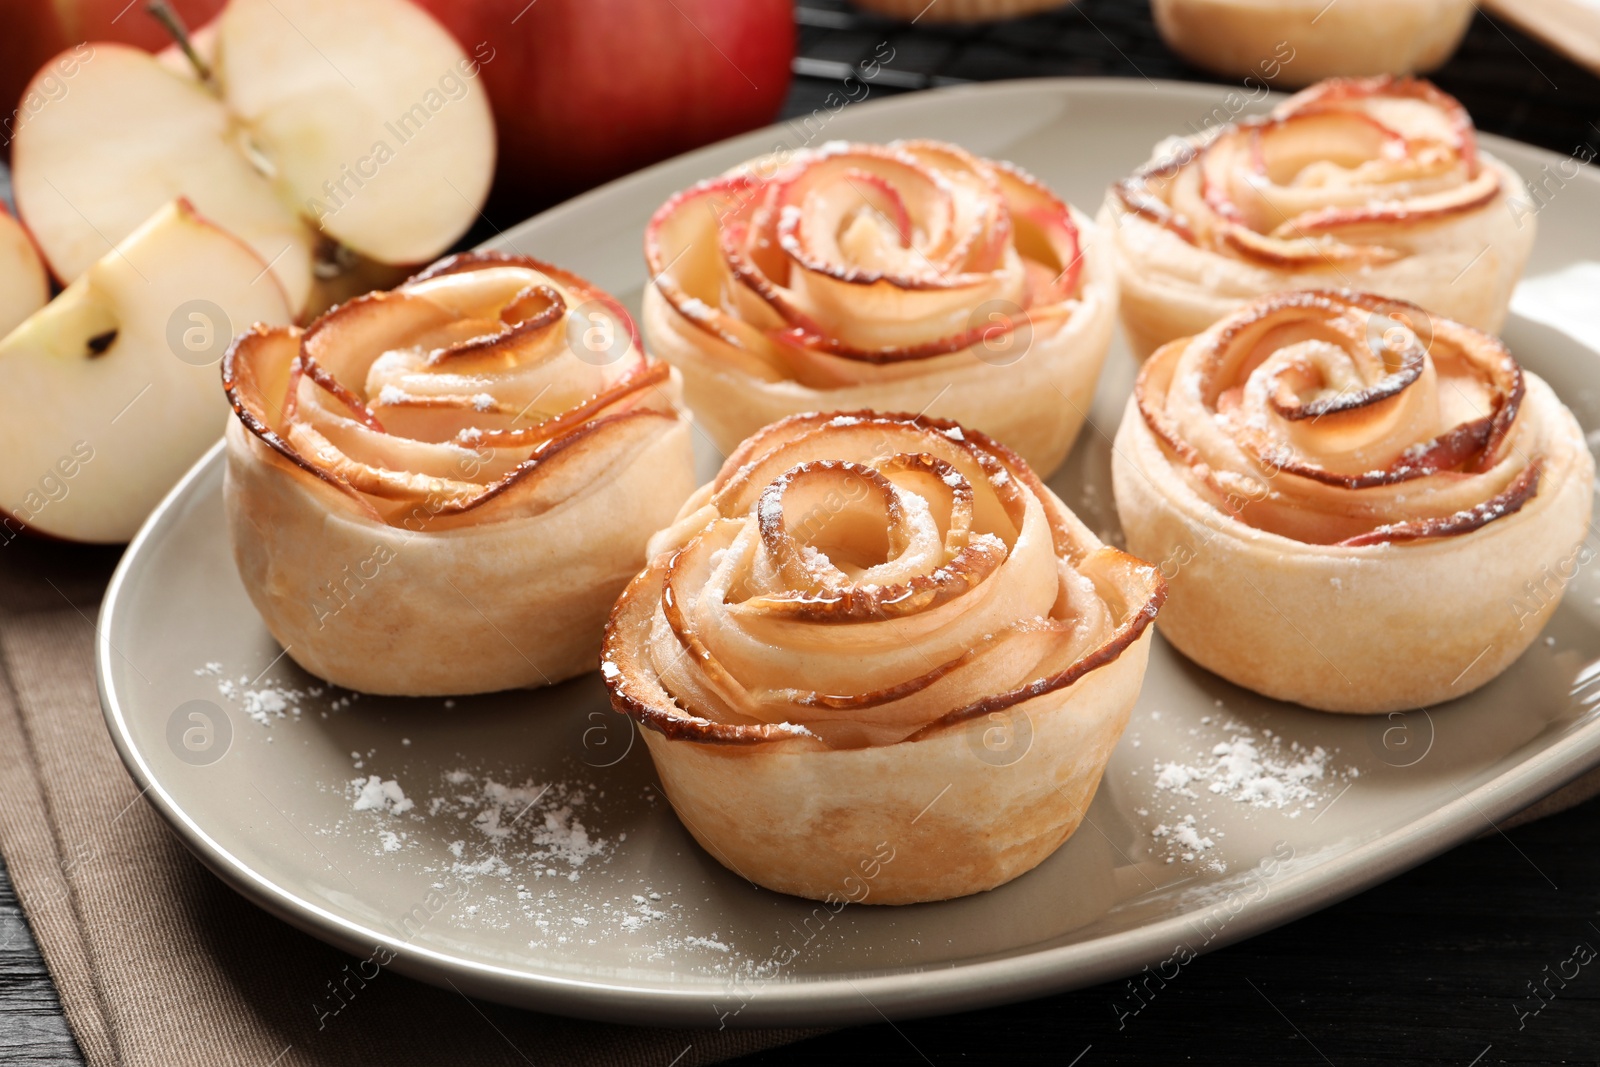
97,75,1600,1028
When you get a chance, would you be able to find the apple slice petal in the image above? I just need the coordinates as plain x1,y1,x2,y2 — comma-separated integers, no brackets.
0,199,292,544
0,208,49,339
11,44,315,314
215,0,495,265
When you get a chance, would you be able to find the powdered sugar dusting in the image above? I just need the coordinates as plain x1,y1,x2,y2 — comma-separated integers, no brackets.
191,653,1363,978
202,665,322,727
1136,711,1357,868
1152,815,1215,863
1153,726,1338,810
350,775,414,815
185,659,889,974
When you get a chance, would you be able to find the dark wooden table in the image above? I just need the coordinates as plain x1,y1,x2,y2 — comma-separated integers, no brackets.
5,1,1600,1063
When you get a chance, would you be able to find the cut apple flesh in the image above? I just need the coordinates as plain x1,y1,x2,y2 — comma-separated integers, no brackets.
0,199,291,543
12,44,315,313
214,0,495,264
0,210,49,339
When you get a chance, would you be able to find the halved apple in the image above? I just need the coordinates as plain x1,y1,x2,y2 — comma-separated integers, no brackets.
0,207,49,339
0,199,290,543
10,0,494,316
215,0,495,263
11,44,316,314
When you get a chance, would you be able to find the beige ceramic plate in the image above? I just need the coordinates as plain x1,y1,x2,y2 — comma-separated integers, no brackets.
98,78,1600,1027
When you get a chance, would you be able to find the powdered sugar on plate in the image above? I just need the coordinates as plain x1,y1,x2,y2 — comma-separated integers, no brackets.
1136,712,1358,869
350,775,414,815
425,771,611,880
183,654,1365,978
1153,728,1336,809
328,761,750,960
198,663,322,726
1152,815,1214,864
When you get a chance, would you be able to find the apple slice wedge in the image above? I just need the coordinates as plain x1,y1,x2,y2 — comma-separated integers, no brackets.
11,43,315,314
0,199,291,544
0,207,49,339
213,0,495,264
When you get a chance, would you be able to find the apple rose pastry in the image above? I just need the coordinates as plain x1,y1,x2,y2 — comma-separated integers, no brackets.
1099,77,1535,358
643,140,1117,477
223,252,696,696
1113,290,1593,714
603,411,1165,904
1152,0,1472,88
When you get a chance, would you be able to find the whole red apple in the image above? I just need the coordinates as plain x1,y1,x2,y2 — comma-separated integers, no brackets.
415,0,794,216
0,0,226,152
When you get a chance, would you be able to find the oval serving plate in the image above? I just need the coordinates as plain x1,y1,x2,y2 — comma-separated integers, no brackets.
99,78,1600,1027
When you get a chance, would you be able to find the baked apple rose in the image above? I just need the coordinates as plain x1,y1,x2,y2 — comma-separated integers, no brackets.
223,252,695,696
643,139,1117,476
603,411,1165,904
1113,290,1593,713
1099,77,1535,357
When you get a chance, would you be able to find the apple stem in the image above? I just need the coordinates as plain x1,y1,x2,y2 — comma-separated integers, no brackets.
145,1,217,92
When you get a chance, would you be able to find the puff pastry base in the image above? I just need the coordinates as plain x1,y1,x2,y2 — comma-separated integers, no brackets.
1112,372,1593,713
1152,0,1473,87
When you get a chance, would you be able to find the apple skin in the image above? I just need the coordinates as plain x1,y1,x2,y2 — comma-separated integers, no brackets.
0,205,49,339
414,0,794,215
0,0,226,154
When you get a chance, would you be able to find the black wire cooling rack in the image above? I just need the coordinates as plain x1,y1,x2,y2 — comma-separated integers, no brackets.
788,0,1600,157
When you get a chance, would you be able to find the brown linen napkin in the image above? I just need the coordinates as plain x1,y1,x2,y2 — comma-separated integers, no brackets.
0,540,814,1067
1,536,1597,1066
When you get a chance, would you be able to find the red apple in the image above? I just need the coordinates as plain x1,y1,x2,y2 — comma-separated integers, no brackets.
414,0,794,215
0,0,226,152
